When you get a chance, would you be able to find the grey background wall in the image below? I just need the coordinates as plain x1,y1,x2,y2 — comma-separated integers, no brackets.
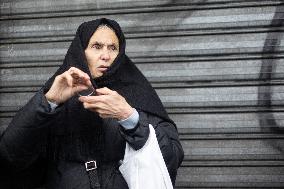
1,0,284,188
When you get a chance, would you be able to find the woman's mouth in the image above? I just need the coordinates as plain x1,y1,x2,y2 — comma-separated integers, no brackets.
97,65,109,72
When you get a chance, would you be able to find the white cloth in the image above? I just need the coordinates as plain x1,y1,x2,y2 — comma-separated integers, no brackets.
117,109,139,129
47,100,58,112
119,124,173,189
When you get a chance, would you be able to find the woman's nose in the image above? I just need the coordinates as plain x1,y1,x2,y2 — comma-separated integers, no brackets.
100,49,110,61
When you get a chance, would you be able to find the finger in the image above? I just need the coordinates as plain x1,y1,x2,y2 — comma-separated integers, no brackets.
98,113,111,119
72,74,90,84
96,109,112,118
73,77,91,87
78,95,105,103
82,105,112,119
96,87,113,95
82,102,106,110
62,71,74,87
86,79,93,87
68,67,91,84
68,67,87,77
75,85,89,93
78,78,93,89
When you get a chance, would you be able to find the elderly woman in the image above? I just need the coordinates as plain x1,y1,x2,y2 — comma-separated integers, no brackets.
0,18,184,189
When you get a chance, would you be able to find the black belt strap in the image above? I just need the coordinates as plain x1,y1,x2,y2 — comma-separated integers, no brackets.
85,160,101,189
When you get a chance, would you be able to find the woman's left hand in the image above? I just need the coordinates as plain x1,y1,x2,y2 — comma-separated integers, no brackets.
78,87,134,120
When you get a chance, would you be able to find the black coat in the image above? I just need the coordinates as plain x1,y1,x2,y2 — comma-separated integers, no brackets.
0,18,184,189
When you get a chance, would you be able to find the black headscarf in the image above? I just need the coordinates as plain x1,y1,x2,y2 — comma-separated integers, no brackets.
42,18,174,161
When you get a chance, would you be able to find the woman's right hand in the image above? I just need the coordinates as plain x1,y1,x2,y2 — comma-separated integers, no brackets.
45,67,92,105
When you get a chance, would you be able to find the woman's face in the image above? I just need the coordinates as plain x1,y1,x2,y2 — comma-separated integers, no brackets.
85,26,119,78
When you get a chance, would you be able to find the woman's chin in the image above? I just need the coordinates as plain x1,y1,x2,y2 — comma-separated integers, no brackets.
92,72,103,79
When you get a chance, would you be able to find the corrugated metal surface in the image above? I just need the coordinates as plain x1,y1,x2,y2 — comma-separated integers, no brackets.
1,0,284,188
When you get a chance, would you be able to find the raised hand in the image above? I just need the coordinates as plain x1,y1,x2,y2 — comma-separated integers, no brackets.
45,67,92,104
78,87,134,120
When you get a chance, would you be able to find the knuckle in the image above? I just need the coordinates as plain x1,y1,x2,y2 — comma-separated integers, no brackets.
97,96,105,102
83,102,88,108
55,75,60,80
111,90,117,96
104,87,109,91
55,75,63,81
63,71,70,77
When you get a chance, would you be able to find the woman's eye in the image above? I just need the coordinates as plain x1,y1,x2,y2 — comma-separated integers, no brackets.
92,43,102,49
109,45,117,51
